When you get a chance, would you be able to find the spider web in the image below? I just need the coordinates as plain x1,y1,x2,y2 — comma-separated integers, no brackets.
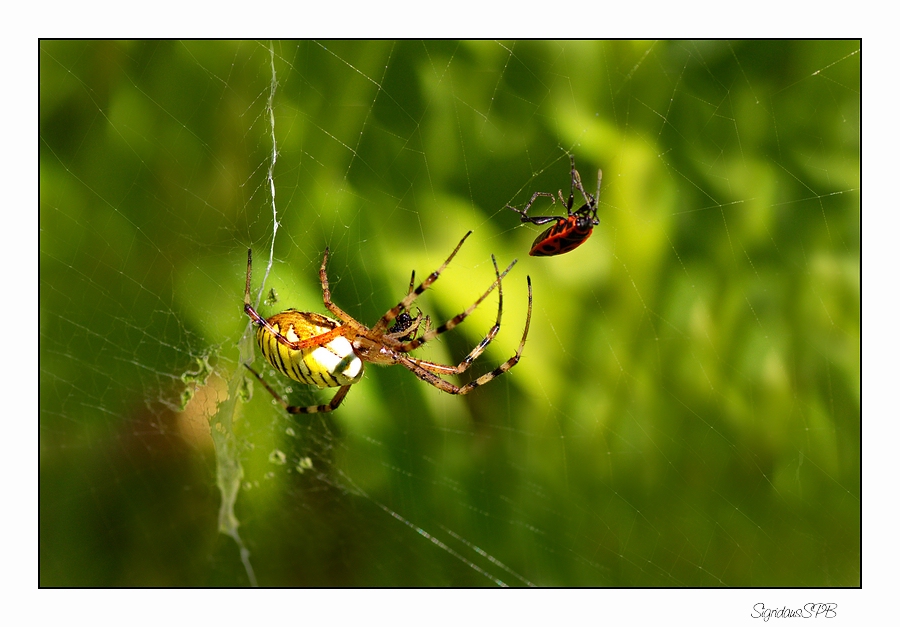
39,40,860,597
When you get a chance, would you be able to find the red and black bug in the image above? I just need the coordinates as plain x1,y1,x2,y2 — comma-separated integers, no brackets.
507,155,602,257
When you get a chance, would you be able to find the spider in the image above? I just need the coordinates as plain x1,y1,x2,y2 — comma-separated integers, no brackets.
242,232,533,414
507,155,602,257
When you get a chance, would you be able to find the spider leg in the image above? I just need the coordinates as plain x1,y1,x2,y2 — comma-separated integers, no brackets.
456,274,532,393
244,248,348,351
244,248,255,308
393,275,532,394
371,230,473,335
389,255,504,374
245,363,351,414
245,301,347,350
395,269,417,321
390,254,516,353
275,318,345,350
318,246,362,327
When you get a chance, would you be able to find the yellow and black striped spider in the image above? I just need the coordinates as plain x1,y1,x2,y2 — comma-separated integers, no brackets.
242,232,533,414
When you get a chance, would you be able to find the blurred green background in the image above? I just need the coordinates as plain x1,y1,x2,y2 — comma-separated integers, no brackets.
40,40,859,586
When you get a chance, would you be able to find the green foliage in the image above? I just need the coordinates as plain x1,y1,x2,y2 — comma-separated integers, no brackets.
40,40,859,586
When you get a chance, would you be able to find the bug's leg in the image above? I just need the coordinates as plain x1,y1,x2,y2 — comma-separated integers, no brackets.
508,210,562,226
245,363,352,414
506,190,558,225
563,153,577,213
371,231,473,335
569,156,594,209
591,169,603,221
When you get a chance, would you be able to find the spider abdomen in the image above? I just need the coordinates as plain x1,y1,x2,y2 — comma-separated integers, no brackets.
256,310,364,388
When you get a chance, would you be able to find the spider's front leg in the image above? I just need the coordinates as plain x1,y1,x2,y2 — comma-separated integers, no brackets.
317,246,360,326
371,231,473,335
243,248,350,352
391,255,517,354
395,274,533,395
